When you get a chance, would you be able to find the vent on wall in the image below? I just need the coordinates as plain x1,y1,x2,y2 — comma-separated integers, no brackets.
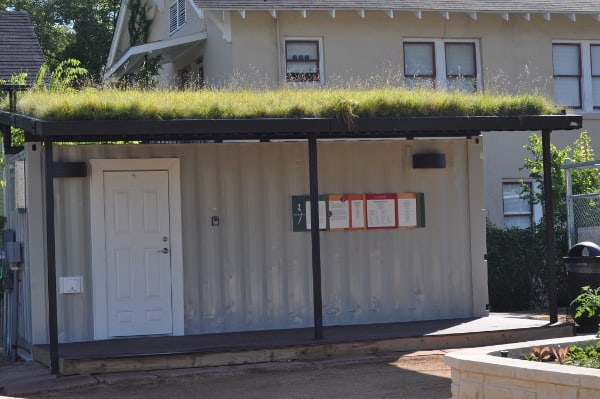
412,153,446,169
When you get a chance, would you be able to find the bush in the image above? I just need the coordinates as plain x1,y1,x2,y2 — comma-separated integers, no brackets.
487,223,544,310
486,221,568,311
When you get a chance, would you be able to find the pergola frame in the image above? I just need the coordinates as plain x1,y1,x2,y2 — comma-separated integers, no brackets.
0,98,583,374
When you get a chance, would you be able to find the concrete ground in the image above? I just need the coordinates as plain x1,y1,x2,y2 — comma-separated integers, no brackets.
0,310,569,398
1,350,452,399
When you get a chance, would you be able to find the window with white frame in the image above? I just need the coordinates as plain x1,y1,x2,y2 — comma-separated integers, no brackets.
553,42,600,111
404,39,479,92
169,0,186,34
285,39,322,84
503,182,533,229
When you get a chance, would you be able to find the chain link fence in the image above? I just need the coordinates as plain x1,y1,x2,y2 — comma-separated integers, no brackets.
565,159,600,248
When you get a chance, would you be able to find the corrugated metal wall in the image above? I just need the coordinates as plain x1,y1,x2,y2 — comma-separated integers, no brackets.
44,138,481,342
3,152,33,355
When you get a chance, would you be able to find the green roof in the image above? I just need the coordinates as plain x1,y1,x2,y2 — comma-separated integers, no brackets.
1,88,559,121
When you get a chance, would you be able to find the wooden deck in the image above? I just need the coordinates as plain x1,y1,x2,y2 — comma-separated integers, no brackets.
33,315,574,375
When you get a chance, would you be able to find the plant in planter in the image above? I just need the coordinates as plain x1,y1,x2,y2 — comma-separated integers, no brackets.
571,285,600,336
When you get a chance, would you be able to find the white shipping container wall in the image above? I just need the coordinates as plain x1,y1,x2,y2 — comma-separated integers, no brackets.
46,138,482,342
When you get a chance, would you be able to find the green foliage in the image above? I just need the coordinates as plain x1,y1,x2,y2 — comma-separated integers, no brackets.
571,286,600,320
525,341,600,368
128,0,152,46
5,88,558,120
5,0,119,81
521,131,600,229
567,341,600,368
486,222,551,310
117,55,162,90
44,59,88,90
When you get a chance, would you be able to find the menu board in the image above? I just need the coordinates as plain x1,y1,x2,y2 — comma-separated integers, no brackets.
293,193,423,232
366,194,398,229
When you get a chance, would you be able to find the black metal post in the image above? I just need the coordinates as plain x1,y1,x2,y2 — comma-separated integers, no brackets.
308,136,323,339
542,129,558,324
44,140,59,373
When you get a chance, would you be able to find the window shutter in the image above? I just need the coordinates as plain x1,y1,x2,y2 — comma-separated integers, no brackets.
178,0,186,27
169,3,178,33
591,46,600,108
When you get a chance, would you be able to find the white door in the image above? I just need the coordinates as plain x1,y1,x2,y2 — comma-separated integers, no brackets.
104,170,173,337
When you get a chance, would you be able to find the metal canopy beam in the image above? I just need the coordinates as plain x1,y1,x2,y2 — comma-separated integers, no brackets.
308,136,323,339
542,130,558,324
0,112,583,142
44,140,59,374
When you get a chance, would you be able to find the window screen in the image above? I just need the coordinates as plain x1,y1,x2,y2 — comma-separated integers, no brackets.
553,44,581,108
404,43,435,89
445,43,476,92
591,45,600,109
503,182,532,229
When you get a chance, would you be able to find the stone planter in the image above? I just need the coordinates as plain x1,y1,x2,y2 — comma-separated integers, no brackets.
444,335,600,399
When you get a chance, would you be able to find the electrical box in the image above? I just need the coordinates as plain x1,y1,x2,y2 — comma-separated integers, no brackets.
4,229,15,244
15,160,26,210
5,242,22,264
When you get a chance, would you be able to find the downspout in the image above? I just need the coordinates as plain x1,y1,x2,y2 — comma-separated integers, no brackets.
542,129,558,324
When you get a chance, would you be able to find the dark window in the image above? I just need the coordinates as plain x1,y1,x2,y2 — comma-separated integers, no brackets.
285,40,320,83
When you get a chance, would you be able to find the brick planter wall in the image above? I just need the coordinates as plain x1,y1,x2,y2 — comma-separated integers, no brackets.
444,336,600,399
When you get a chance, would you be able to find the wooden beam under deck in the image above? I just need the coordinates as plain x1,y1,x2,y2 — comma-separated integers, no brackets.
33,317,574,376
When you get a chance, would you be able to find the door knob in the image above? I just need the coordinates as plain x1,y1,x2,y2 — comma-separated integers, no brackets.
159,248,169,254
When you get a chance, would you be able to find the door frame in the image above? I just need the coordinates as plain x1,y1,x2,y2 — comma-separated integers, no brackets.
90,158,184,340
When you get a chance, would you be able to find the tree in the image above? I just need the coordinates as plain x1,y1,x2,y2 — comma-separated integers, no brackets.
2,0,119,82
521,131,600,229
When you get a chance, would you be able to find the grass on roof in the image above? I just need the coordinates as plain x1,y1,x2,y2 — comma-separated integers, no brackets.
2,87,559,121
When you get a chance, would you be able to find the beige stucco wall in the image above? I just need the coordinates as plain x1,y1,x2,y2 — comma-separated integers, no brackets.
220,11,598,94
213,10,600,227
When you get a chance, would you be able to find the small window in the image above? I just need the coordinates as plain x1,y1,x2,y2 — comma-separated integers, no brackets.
285,40,321,83
403,42,435,89
445,43,476,92
403,39,479,93
503,182,533,229
169,0,186,34
553,44,582,108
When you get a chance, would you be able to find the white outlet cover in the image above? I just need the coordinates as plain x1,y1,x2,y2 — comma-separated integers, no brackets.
59,276,83,294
